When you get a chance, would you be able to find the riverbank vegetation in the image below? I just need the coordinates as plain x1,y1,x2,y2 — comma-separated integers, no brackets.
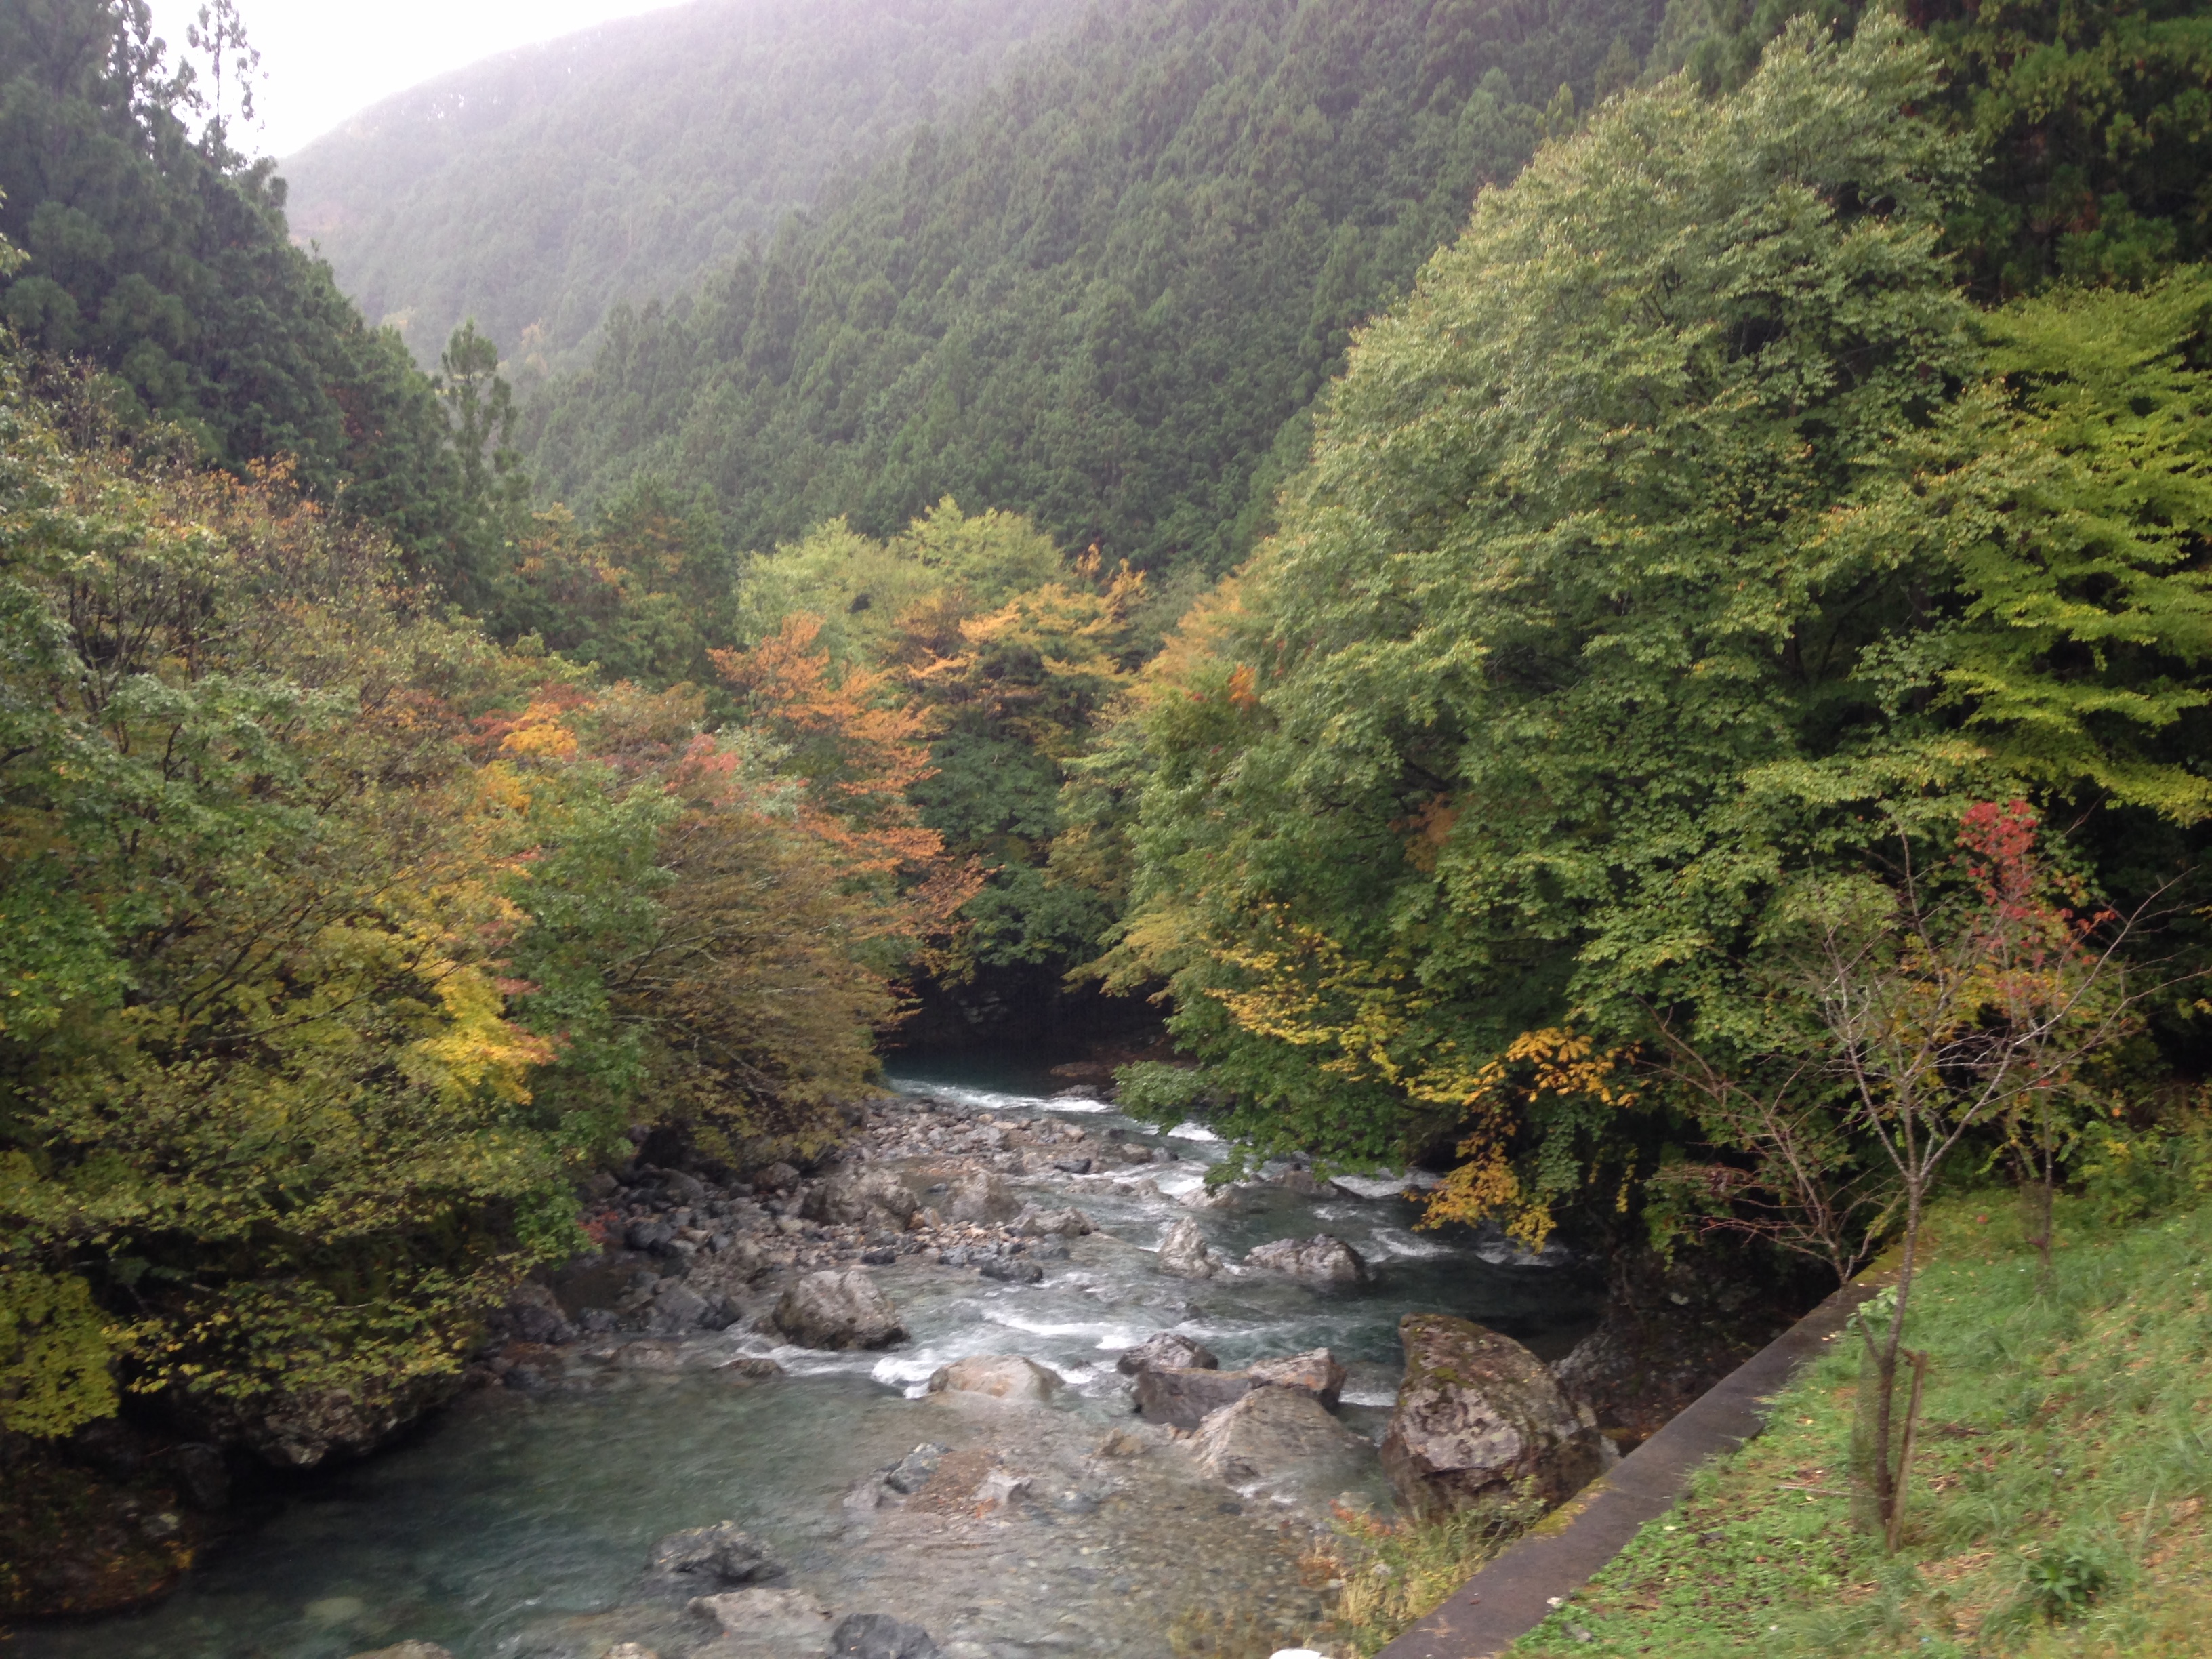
1513,1144,2212,1657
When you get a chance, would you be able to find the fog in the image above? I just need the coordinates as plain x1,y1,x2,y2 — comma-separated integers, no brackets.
144,0,684,157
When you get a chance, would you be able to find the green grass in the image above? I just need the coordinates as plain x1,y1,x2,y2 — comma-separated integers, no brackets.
1511,1191,2212,1657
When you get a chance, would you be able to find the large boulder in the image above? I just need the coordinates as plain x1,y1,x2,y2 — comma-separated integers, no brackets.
1132,1366,1258,1429
640,1522,783,1595
1155,1217,1220,1279
1114,1332,1219,1375
1189,1387,1378,1496
926,1355,1061,1403
804,1166,920,1229
1382,1314,1611,1517
771,1270,906,1349
943,1171,1020,1223
1244,1235,1368,1284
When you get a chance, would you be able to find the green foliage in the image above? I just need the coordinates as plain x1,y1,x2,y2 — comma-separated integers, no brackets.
1838,271,2212,824
281,0,1084,374
523,0,1665,577
0,1267,117,1437
1928,0,2212,295
2018,1546,2114,1624
1100,16,1993,1168
2071,1109,2212,1227
489,480,738,689
0,323,905,1441
1662,0,2212,296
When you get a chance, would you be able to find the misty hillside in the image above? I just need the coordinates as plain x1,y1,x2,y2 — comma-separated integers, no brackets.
280,0,1090,371
523,0,1668,576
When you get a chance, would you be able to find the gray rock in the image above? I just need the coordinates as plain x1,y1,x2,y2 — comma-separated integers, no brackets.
1133,1366,1258,1429
344,1646,455,1659
691,1586,834,1648
771,1269,907,1350
715,1356,784,1379
1011,1204,1095,1237
970,1468,1029,1510
1155,1217,1220,1279
1382,1313,1612,1517
498,1281,575,1345
804,1165,920,1228
1244,1234,1368,1284
655,1168,709,1206
1246,1347,1348,1408
1114,1331,1220,1376
1189,1387,1378,1494
755,1162,802,1191
884,1442,951,1494
642,1521,783,1594
978,1257,1044,1284
614,1339,688,1371
926,1355,1061,1402
1179,1181,1247,1212
645,1281,711,1332
943,1171,1019,1223
830,1613,943,1659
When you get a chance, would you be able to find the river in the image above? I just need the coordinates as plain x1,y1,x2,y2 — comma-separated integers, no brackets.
14,1054,1601,1659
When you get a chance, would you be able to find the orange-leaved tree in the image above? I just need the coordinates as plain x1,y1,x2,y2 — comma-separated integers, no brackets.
711,613,981,962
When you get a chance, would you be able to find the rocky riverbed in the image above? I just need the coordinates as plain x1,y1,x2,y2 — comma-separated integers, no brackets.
5,1062,1630,1659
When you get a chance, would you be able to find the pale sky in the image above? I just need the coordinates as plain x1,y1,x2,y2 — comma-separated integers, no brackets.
145,0,684,159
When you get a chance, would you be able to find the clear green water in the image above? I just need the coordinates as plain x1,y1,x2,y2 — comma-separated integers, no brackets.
14,1056,1599,1659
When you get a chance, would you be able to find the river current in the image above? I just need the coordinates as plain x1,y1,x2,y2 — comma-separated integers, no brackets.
16,1054,1601,1659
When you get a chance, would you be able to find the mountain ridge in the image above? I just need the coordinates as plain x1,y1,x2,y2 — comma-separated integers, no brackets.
280,0,1092,371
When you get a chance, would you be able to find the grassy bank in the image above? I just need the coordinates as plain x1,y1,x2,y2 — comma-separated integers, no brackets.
1510,1188,2212,1657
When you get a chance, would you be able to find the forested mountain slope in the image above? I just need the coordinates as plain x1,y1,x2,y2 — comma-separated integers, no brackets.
280,0,1090,374
0,0,478,587
521,0,1665,577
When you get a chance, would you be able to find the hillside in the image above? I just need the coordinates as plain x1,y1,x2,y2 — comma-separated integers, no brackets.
520,0,1666,576
280,0,1090,373
0,0,482,591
